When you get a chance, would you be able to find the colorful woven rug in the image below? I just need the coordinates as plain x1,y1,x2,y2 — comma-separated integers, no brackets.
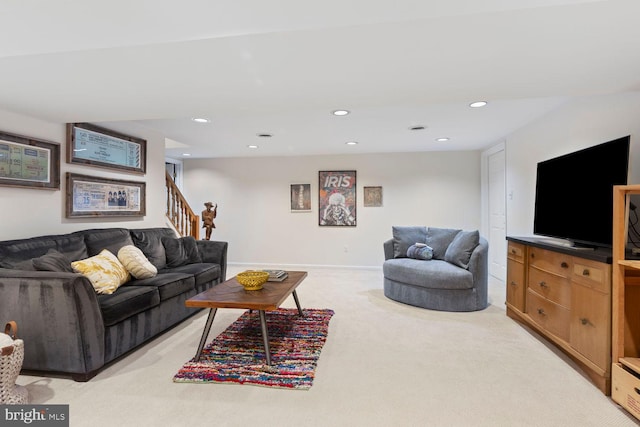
173,308,334,389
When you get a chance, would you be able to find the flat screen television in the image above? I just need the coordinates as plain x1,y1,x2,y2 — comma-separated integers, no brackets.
533,135,630,249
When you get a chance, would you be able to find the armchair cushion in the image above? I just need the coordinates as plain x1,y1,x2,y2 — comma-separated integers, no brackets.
392,226,427,258
444,230,480,269
426,227,461,260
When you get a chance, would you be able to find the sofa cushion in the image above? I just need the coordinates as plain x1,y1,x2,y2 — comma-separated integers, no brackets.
444,230,480,269
129,228,176,270
127,272,195,301
0,234,87,267
76,228,134,257
117,245,157,279
392,226,427,258
32,249,74,273
97,285,160,326
160,263,220,291
426,227,461,260
161,236,201,268
71,249,131,294
383,258,474,290
407,244,433,260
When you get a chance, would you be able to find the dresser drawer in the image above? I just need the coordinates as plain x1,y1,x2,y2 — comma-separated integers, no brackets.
528,247,572,277
526,289,570,341
528,267,571,308
507,242,525,263
572,259,610,293
507,259,526,311
612,363,640,420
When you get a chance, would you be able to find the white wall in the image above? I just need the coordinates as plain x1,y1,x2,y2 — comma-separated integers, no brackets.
0,109,168,240
506,91,640,238
182,151,482,267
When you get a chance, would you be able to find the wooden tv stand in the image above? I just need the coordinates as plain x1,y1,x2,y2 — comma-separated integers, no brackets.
506,236,612,395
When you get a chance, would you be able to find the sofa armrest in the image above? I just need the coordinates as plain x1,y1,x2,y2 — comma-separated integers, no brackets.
196,240,228,281
383,239,394,261
0,268,105,375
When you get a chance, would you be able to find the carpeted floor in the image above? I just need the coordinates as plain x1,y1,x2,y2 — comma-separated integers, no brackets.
14,266,640,426
173,308,334,389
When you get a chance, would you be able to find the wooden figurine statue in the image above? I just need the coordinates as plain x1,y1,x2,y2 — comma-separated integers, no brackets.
201,202,217,240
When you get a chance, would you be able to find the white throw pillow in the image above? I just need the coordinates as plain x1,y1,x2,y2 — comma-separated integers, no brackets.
117,245,158,279
71,249,131,294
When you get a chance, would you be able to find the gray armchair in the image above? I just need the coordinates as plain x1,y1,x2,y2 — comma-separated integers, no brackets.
382,226,488,312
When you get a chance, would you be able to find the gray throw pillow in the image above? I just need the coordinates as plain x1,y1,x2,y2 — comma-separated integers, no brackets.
444,230,480,269
392,226,427,258
161,236,202,268
32,249,74,273
425,227,462,260
407,244,433,260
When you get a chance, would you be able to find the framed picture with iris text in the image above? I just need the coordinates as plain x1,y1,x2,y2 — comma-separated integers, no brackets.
318,170,356,226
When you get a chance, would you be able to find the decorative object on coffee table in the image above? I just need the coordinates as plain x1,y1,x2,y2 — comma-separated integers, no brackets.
0,321,28,404
173,308,334,389
236,270,269,290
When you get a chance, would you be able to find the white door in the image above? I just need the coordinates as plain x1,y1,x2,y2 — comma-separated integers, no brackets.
488,149,506,281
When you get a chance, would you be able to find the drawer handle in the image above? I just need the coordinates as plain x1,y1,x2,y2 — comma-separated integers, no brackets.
511,249,516,254
580,318,590,326
510,281,517,286
561,262,568,269
582,269,590,276
538,281,548,288
531,253,535,258
537,308,545,316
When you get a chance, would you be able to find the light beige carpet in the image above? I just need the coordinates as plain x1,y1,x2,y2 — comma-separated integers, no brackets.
16,266,639,426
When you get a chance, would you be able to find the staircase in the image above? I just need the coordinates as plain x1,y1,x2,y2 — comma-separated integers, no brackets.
165,171,199,239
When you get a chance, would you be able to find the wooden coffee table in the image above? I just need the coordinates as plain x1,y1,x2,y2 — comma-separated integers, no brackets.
185,270,307,365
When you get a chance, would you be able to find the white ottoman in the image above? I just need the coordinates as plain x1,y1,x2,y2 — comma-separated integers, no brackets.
0,321,28,404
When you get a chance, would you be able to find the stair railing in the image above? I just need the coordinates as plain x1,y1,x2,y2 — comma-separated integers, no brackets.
165,171,199,239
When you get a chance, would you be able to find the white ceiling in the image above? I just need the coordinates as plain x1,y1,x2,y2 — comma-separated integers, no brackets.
1,0,639,159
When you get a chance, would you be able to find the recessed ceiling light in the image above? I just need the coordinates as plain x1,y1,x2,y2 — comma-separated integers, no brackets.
257,133,272,138
191,117,211,123
333,110,350,116
469,101,487,108
182,153,192,156
409,126,426,131
345,141,358,146
435,138,450,142
247,145,259,149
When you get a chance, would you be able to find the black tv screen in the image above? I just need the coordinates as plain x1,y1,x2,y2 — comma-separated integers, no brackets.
533,136,630,248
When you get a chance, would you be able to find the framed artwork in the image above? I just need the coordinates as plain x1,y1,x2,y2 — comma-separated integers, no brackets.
318,170,356,226
67,123,147,174
0,130,60,190
364,186,383,207
66,172,146,218
291,183,311,212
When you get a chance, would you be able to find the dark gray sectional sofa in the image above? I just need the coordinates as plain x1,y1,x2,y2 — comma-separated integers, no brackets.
0,227,227,381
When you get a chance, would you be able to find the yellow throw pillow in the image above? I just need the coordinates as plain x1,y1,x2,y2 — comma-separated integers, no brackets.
117,245,157,279
72,249,131,294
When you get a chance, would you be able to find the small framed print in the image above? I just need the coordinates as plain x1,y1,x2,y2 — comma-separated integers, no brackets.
364,186,383,207
291,183,311,212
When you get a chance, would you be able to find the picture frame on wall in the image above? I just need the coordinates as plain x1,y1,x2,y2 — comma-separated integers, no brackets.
66,172,146,218
67,123,147,175
0,130,60,190
318,170,356,226
290,183,311,212
364,186,383,207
